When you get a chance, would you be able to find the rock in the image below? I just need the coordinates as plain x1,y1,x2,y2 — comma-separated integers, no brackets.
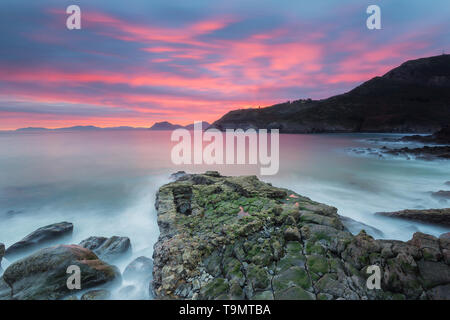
5,222,73,259
0,277,10,300
0,243,4,266
381,146,450,160
408,232,442,261
440,232,450,240
339,216,384,238
376,208,450,227
79,236,131,263
79,236,108,251
81,289,111,300
417,261,450,289
1,245,120,300
118,285,144,299
431,190,450,200
427,284,450,299
284,227,301,241
170,171,187,181
401,126,450,144
123,256,153,282
152,172,450,300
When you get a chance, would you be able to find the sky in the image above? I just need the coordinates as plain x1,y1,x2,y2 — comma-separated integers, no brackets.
0,0,449,130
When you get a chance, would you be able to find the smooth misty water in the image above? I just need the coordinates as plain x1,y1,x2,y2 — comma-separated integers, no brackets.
0,130,449,299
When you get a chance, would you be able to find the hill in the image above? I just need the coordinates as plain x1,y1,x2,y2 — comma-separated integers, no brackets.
212,55,450,133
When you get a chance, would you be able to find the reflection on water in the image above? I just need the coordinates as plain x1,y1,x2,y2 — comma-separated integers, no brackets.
0,131,449,298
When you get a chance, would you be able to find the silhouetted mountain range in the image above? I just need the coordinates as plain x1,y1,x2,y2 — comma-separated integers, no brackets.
10,122,211,132
212,54,450,133
14,126,146,132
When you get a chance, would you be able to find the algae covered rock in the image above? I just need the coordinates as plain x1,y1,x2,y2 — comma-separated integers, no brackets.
152,172,450,300
2,245,120,300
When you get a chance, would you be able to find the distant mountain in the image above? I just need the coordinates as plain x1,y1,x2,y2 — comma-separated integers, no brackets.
184,121,210,130
149,121,210,131
54,125,101,131
149,121,183,130
12,122,211,132
15,127,50,132
212,54,450,133
14,125,146,132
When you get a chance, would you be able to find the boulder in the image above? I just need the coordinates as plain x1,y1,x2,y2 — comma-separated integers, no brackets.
123,256,153,282
5,222,73,259
79,236,131,263
81,289,111,300
1,245,120,300
78,236,107,251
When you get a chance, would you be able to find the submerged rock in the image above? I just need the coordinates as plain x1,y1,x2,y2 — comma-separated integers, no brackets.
376,208,450,227
1,245,120,300
5,222,73,259
0,277,10,300
79,236,131,263
152,172,450,300
401,126,450,145
339,216,384,238
382,146,450,160
81,289,111,300
431,190,450,200
123,256,153,282
0,243,4,266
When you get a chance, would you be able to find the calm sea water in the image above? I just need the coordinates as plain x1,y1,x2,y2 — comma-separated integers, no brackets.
0,130,449,298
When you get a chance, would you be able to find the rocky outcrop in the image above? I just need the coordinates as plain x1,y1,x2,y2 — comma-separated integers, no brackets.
123,256,153,282
152,172,450,300
401,126,450,144
376,209,450,227
5,222,73,259
0,245,120,300
382,146,450,160
79,236,131,263
212,55,450,133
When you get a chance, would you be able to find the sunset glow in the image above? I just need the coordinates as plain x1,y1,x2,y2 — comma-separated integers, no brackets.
0,0,449,130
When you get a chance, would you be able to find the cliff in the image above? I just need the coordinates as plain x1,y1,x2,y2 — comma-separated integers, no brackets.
212,55,450,133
